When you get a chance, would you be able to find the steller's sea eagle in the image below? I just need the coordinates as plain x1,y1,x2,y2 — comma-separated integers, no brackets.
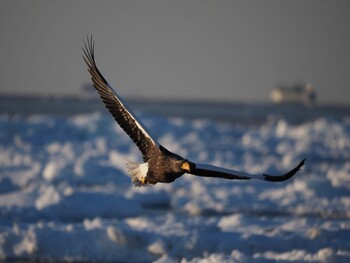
82,36,305,187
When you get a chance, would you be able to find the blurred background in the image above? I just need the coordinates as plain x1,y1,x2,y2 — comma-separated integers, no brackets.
0,1,350,262
1,0,350,104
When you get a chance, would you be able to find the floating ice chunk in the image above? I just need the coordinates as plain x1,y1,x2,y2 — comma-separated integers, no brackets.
327,165,350,188
83,217,103,231
46,142,61,154
13,135,31,151
35,185,61,210
148,240,167,256
253,248,334,262
70,112,100,132
106,226,125,244
275,120,288,137
218,214,242,231
42,160,66,181
153,255,177,263
230,250,248,262
13,227,37,256
182,252,247,263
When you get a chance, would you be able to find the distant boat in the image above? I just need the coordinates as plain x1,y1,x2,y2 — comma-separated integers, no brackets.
271,83,316,105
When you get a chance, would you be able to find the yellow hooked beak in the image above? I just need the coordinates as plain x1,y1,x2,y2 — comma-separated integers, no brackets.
181,161,191,172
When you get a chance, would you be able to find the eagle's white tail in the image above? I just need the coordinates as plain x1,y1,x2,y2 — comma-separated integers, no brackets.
125,161,149,187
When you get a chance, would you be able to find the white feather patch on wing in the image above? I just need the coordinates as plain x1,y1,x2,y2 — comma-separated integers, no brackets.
126,161,149,187
195,163,265,180
108,83,159,147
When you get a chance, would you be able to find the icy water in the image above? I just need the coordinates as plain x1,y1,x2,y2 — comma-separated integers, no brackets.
0,96,350,262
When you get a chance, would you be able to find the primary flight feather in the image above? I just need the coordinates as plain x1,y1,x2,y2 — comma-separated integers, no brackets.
82,36,305,187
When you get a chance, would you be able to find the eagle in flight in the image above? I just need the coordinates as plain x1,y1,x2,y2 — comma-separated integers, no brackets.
82,37,305,187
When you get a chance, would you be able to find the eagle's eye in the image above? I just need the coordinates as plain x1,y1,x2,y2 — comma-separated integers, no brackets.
180,161,191,172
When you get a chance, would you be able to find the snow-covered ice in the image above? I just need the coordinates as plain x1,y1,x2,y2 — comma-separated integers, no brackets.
0,103,349,262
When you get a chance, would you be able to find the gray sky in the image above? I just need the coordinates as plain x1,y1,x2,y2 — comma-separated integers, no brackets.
1,0,350,104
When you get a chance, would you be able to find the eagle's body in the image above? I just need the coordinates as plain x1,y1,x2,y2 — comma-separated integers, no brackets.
82,37,305,187
127,146,186,186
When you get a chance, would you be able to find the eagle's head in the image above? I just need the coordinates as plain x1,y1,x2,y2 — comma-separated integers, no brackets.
180,160,195,173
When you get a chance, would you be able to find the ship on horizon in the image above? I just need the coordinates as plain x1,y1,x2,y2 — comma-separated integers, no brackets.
271,83,316,105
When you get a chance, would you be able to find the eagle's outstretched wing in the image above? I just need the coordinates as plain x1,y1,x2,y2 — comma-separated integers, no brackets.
189,159,305,182
82,36,159,160
83,36,305,185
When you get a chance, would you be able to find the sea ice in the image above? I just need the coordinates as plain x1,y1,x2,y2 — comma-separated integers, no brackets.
0,110,349,262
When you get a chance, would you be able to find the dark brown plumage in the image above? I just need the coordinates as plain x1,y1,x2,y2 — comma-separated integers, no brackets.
82,36,305,187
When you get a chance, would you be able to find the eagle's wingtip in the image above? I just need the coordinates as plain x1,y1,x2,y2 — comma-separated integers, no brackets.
297,158,306,171
263,158,306,182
